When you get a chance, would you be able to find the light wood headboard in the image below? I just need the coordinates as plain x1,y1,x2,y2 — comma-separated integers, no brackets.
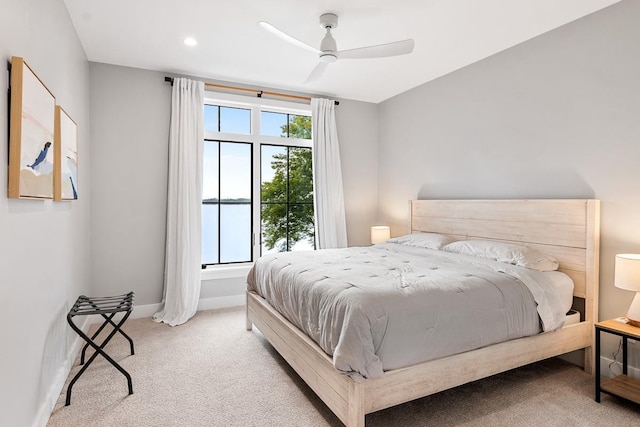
410,199,600,322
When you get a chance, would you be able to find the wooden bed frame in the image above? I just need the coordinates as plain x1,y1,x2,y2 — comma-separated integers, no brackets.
246,199,600,427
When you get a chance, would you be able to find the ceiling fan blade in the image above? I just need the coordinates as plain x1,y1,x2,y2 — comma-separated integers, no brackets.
337,39,414,59
258,21,320,54
305,62,329,83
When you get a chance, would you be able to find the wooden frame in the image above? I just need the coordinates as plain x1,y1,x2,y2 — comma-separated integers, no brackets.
246,199,600,427
54,106,79,200
8,56,56,199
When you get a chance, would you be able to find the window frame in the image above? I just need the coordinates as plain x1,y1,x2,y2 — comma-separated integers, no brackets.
202,91,313,272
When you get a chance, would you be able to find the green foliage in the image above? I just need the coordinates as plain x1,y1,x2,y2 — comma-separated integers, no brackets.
287,115,312,139
261,116,314,252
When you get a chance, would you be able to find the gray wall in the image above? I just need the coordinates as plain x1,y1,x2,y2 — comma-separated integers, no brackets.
336,99,379,247
89,63,170,305
378,0,640,365
89,62,379,303
0,0,91,425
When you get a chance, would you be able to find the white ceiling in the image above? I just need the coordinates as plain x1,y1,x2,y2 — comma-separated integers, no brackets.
63,0,619,103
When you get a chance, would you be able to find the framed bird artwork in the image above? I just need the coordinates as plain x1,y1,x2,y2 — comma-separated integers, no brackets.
54,106,78,201
8,56,56,199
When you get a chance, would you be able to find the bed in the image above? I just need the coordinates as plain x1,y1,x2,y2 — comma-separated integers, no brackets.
245,199,600,427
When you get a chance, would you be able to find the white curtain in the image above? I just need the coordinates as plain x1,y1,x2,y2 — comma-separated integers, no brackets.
153,78,204,326
311,98,348,249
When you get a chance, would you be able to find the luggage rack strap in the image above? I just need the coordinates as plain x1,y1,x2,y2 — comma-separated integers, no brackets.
69,292,134,316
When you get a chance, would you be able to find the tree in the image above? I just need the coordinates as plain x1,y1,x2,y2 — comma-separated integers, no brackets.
261,116,314,251
287,114,312,139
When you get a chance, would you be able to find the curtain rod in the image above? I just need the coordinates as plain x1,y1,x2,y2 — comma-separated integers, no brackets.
164,77,338,105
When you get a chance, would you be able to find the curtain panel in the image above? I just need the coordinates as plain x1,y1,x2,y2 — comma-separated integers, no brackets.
311,98,348,249
153,78,204,326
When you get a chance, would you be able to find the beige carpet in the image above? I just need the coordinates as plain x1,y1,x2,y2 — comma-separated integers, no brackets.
48,307,639,426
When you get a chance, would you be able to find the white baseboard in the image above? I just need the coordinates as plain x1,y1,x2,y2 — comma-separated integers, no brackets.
599,355,640,379
33,316,91,427
197,294,245,311
131,294,245,320
131,302,163,319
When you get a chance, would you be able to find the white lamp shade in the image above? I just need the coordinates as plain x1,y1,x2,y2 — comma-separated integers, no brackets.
615,254,640,326
371,226,390,244
614,254,640,292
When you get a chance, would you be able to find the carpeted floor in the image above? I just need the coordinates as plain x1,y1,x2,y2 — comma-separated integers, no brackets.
48,306,640,426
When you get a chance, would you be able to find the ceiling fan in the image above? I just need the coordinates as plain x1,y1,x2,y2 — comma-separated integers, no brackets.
258,13,414,82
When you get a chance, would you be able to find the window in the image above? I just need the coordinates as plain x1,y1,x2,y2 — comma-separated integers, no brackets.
260,111,312,139
261,145,314,255
204,105,251,134
202,95,314,267
202,141,252,265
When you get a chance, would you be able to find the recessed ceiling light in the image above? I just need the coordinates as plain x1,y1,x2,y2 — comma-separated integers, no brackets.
184,37,198,46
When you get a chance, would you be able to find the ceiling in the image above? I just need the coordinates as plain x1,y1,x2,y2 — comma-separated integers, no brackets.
63,0,619,104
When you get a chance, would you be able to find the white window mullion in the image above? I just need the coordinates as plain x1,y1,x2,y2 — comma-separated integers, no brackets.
251,106,261,262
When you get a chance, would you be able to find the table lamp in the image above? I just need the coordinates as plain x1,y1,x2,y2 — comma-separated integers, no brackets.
614,254,640,327
370,226,390,245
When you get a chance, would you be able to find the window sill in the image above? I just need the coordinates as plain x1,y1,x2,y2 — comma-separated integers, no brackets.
201,264,252,281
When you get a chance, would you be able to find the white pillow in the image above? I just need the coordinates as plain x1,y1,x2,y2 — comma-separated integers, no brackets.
442,240,559,271
387,233,457,250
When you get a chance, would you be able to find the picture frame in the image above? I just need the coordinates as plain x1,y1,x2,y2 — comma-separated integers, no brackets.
54,106,78,200
8,56,56,199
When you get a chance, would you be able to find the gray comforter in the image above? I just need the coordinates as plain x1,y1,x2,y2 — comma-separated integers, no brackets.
247,243,567,381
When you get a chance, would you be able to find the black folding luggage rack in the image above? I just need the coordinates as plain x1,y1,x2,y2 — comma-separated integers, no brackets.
65,292,135,405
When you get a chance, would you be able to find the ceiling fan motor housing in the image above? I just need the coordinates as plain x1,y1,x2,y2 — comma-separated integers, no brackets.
319,13,338,62
320,31,337,50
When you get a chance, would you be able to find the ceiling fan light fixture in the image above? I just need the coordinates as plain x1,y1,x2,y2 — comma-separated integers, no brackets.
319,53,337,63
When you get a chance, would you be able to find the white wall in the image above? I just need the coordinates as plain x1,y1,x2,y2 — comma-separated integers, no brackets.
0,0,91,426
378,0,640,366
89,62,379,305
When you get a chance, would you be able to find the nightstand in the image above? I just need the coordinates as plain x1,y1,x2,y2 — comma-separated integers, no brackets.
595,319,640,404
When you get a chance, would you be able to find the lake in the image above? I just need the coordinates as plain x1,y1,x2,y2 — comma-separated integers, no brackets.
202,203,313,265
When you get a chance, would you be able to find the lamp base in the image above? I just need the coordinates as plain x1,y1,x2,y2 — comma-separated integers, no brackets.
627,318,640,328
626,293,640,328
